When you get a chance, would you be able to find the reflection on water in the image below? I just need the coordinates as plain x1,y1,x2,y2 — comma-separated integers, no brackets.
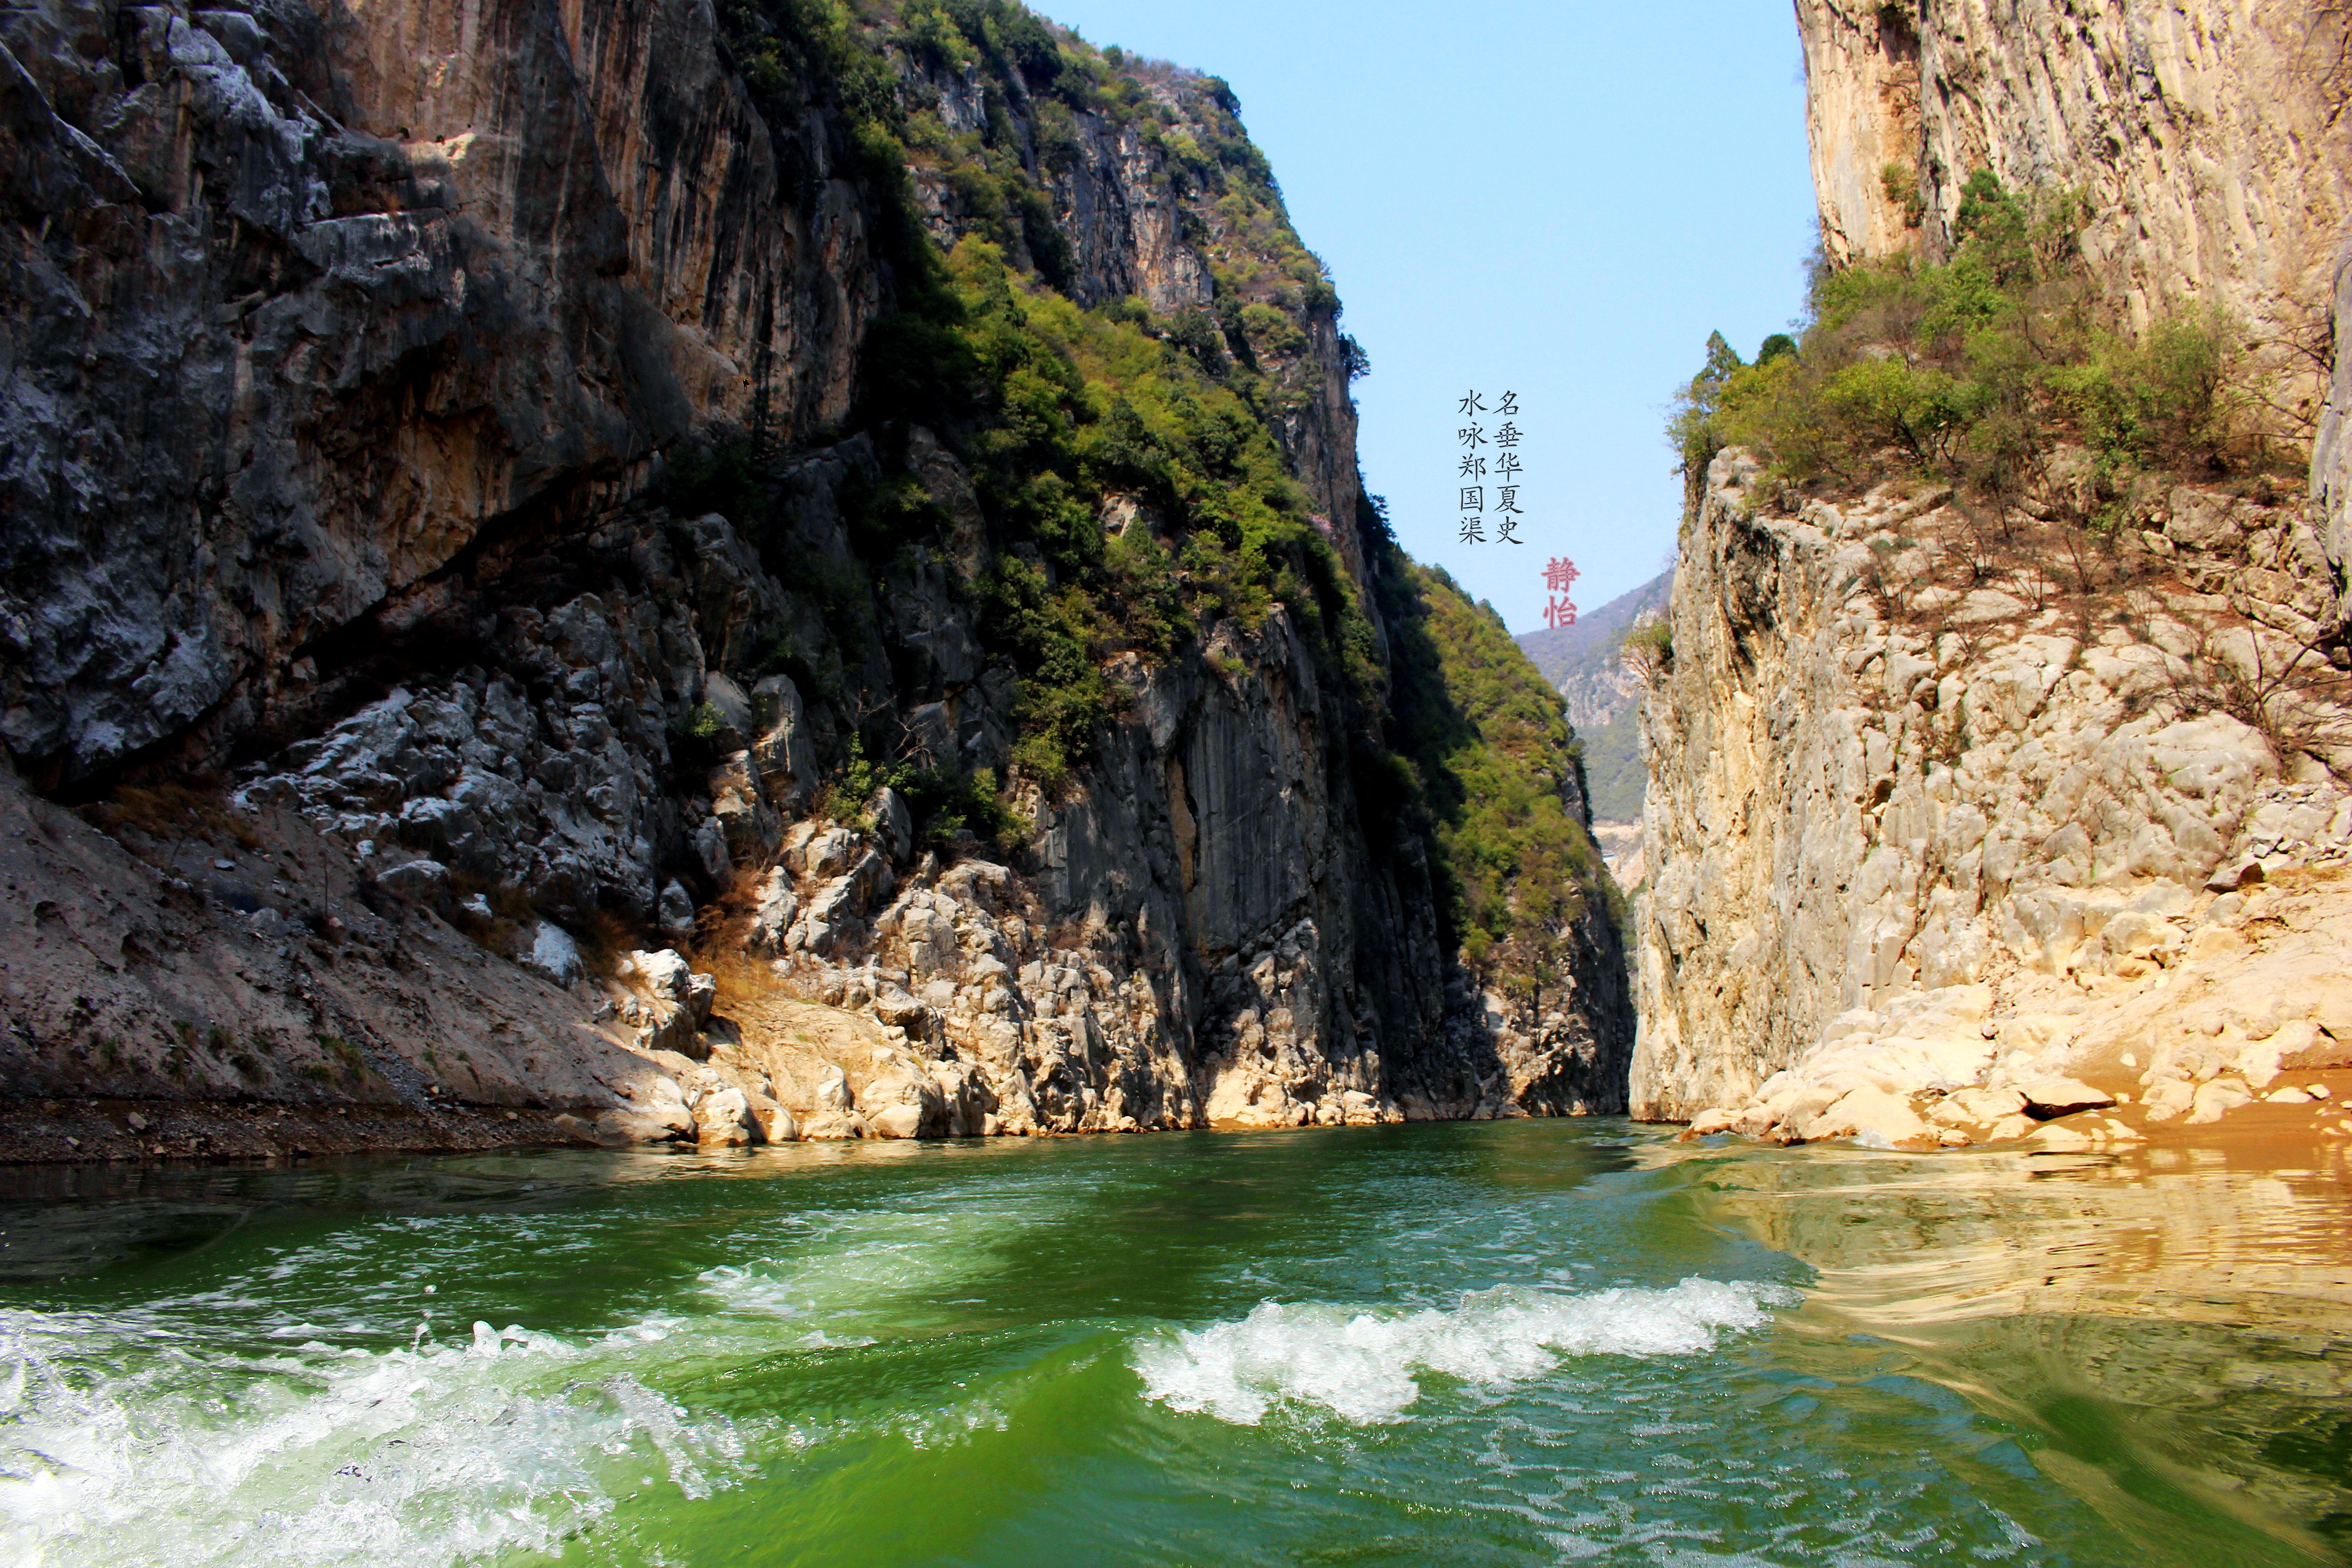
0,1124,2345,1566
1675,1136,2352,1564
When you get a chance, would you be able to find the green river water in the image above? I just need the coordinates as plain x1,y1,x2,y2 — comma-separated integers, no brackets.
1,1119,2348,1566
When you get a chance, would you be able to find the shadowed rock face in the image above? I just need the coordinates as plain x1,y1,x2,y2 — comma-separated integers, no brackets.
0,0,1632,1152
0,0,874,787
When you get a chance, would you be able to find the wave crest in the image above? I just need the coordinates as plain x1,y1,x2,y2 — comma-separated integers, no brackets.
1132,1277,1798,1426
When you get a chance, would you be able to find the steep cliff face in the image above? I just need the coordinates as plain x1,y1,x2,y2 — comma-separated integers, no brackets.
1798,0,2351,403
0,0,867,787
0,0,1629,1156
1629,2,2352,1145
1637,451,2352,1142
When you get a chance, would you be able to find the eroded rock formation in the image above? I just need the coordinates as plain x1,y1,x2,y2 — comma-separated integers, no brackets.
1632,3,2352,1149
0,0,1630,1158
1634,450,2352,1142
1798,0,2352,367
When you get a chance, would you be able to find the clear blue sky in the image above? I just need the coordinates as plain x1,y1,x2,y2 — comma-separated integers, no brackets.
1038,0,1820,631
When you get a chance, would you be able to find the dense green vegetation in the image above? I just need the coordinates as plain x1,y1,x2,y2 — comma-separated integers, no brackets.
907,237,1379,784
1577,704,1646,823
678,0,1617,983
706,0,1377,793
1671,173,2291,521
1381,561,1615,988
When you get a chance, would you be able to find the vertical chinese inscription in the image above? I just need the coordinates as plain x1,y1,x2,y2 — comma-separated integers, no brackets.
1456,389,1523,544
1456,389,1486,543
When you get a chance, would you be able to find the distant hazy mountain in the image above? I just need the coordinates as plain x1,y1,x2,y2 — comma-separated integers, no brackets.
1516,569,1672,823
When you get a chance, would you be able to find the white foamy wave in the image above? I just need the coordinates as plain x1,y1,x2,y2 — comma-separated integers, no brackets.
0,1307,746,1568
1132,1277,1799,1426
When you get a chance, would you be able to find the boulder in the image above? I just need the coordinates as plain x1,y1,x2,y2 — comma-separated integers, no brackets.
750,674,815,810
701,673,756,749
871,983,930,1029
621,948,694,1005
2205,856,2264,892
746,869,799,955
2277,1020,2352,1071
2019,1078,2114,1119
875,786,915,863
525,921,585,985
694,1086,758,1146
708,750,781,866
376,859,451,907
658,880,697,938
1799,1086,1931,1147
615,950,712,1057
867,1103,925,1139
2187,1077,2255,1125
596,1106,693,1144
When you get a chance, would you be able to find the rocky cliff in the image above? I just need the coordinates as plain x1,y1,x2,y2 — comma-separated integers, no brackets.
1633,1,2352,1147
1634,450,2352,1137
1798,0,2350,380
0,0,1629,1159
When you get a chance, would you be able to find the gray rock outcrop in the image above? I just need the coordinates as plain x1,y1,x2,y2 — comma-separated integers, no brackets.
0,0,1631,1154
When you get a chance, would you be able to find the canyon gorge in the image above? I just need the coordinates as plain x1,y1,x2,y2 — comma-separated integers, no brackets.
0,0,1627,1160
4,0,2352,1168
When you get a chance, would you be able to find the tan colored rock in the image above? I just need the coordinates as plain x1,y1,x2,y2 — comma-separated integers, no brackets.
693,1087,758,1147
2026,1121,2093,1152
597,1107,693,1145
867,1104,924,1140
2142,1079,2196,1123
1946,1086,2029,1123
2278,1021,2352,1072
2186,925,2249,960
1799,1086,1931,1147
1984,1115,2035,1142
2187,1078,2256,1126
1796,0,2346,424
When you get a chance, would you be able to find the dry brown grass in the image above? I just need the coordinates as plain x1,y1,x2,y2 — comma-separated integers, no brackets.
572,906,649,977
78,775,261,851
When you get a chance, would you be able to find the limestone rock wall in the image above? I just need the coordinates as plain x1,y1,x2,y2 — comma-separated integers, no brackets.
1638,2,2352,1137
1633,449,2349,1121
1798,0,2352,394
2315,249,2352,628
0,0,869,789
0,0,1631,1150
